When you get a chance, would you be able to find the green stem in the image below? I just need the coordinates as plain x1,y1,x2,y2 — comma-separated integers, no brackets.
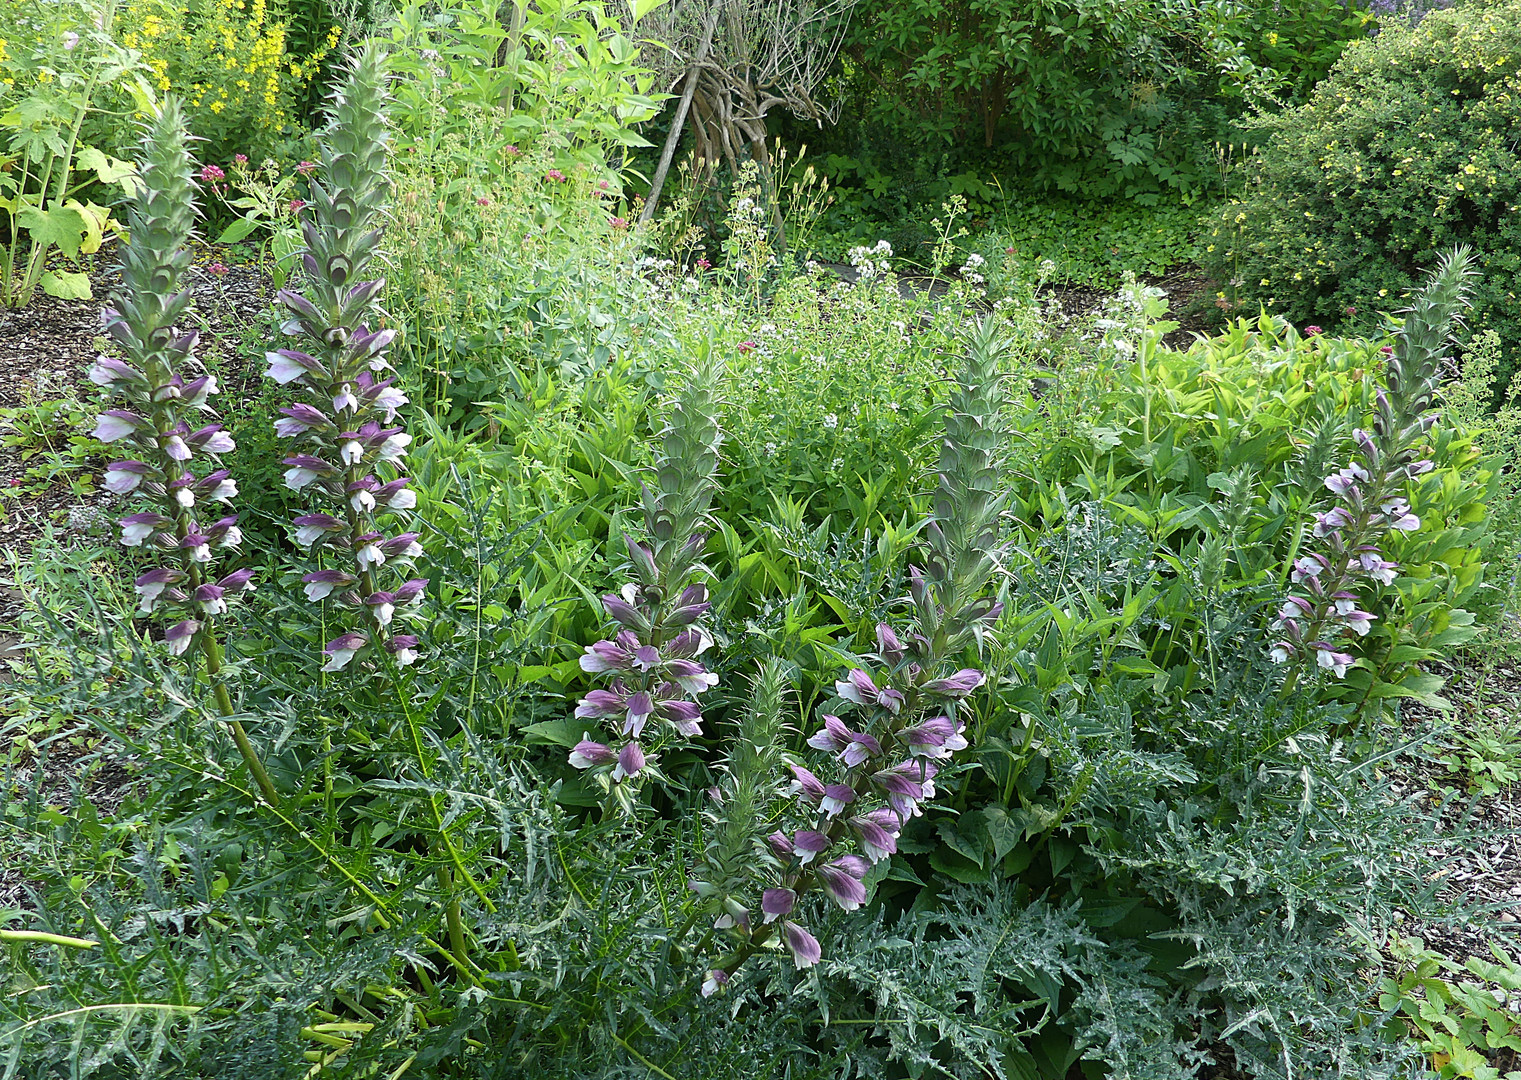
200,632,283,808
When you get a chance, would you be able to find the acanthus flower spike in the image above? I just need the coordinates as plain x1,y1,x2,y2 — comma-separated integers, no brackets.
565,347,727,811
1268,248,1478,688
267,48,424,674
698,321,1013,981
89,98,278,807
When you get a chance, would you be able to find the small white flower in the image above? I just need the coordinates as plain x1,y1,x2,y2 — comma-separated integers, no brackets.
284,466,319,490
265,351,308,384
93,414,137,441
175,488,196,508
374,387,408,421
378,433,411,462
822,413,838,430
103,467,145,494
355,542,385,569
120,521,157,546
137,583,169,614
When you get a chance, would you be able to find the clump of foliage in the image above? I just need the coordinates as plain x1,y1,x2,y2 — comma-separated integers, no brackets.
116,0,340,161
1203,0,1521,397
824,0,1373,203
0,0,149,305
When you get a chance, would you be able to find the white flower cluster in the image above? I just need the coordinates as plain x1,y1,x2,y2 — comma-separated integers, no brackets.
847,240,893,281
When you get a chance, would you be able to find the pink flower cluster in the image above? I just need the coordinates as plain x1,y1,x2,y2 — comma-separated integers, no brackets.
568,544,717,788
1270,410,1434,678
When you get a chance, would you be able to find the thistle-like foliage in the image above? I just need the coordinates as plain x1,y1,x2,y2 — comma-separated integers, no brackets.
569,348,725,810
699,321,1009,977
266,47,425,673
1269,247,1478,679
91,99,252,651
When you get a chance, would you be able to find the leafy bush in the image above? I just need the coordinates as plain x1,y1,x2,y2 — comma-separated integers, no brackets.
0,0,149,304
1203,0,1521,396
117,0,339,161
1014,280,1493,708
828,0,1374,202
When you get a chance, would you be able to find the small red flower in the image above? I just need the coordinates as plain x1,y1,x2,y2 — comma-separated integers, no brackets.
696,257,711,270
7,477,21,487
736,341,757,354
1343,305,1357,317
545,169,566,182
289,198,306,213
1381,345,1394,355
233,153,248,165
208,261,229,277
1303,325,1324,337
476,196,491,206
609,216,628,229
504,144,519,156
1005,247,1016,255
296,160,317,176
199,164,225,182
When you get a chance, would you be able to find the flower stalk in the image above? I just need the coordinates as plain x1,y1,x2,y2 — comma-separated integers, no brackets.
696,319,1011,979
266,47,426,673
1270,247,1478,690
568,347,726,814
90,99,277,806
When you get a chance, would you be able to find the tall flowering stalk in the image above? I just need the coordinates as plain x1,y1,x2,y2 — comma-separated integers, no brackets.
89,100,278,807
1269,247,1477,685
568,350,725,813
694,320,1010,984
266,47,425,673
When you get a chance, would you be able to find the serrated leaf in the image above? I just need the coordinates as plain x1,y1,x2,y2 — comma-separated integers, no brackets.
981,806,1022,863
76,146,137,186
16,203,90,257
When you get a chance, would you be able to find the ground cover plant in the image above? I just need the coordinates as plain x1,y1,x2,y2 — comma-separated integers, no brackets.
3,3,1521,1079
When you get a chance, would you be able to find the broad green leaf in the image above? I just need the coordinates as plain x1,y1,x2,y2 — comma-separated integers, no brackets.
16,203,90,257
65,199,108,255
627,0,672,24
981,806,1023,863
218,217,260,244
76,146,138,187
521,717,585,747
40,269,91,299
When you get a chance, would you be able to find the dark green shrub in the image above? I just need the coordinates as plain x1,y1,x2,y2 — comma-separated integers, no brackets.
825,0,1373,202
1203,0,1521,394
